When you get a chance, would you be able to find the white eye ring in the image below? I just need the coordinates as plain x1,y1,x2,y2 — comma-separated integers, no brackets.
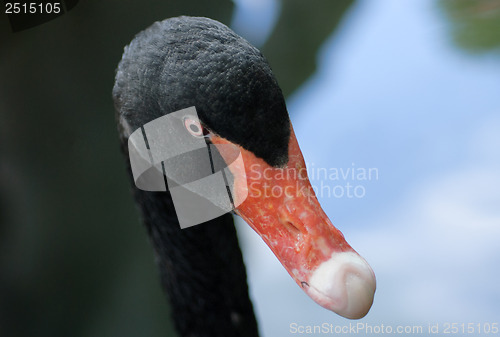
183,116,204,137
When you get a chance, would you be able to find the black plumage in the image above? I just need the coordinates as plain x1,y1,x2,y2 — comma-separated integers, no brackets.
113,16,294,337
113,16,290,168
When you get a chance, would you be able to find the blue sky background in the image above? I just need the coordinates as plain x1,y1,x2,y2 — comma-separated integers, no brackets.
232,0,500,335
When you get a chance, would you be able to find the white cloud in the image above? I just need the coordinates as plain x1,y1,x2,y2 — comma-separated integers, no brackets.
356,165,500,324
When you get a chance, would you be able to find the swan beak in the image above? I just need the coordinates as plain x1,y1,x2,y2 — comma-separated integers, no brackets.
210,125,376,319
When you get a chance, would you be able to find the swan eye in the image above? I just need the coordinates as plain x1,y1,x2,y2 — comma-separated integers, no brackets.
183,116,204,137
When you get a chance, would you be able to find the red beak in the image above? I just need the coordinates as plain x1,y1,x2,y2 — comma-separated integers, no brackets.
211,124,376,319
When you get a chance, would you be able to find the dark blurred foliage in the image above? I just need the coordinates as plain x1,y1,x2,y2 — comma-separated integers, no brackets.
439,0,500,53
262,0,353,96
0,2,233,337
0,1,354,336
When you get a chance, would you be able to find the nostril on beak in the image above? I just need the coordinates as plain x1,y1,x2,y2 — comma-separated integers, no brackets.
283,220,301,236
278,203,308,237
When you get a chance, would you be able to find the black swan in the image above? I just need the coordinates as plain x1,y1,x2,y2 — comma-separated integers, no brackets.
112,16,376,337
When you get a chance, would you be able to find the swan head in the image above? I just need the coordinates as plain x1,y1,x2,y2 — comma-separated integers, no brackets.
113,16,375,319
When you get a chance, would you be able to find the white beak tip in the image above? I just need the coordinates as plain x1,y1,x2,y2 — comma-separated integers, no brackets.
307,251,376,319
